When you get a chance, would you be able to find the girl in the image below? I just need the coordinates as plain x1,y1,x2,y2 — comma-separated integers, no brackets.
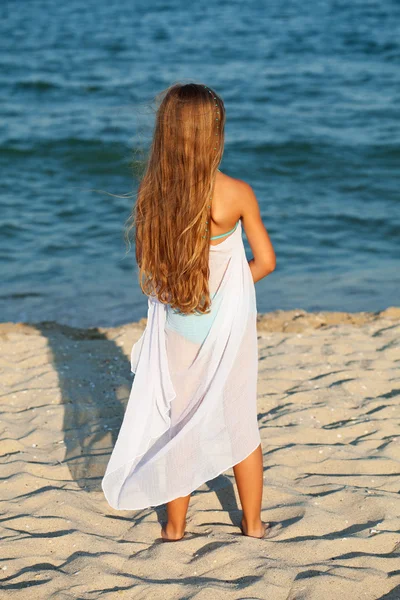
102,82,276,541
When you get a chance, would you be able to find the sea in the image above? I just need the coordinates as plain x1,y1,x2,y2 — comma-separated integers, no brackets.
1,0,399,327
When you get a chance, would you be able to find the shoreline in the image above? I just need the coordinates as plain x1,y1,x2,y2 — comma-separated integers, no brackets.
1,305,399,338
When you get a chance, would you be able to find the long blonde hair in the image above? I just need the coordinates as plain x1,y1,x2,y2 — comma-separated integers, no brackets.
126,82,226,315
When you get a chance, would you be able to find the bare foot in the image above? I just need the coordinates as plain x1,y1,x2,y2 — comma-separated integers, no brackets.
240,517,270,539
161,523,186,542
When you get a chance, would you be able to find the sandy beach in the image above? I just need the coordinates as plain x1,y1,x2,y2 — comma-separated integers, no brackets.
1,306,399,599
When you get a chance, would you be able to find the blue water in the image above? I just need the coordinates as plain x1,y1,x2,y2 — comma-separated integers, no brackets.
1,0,399,327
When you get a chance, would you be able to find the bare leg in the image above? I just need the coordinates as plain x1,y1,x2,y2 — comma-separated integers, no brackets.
161,493,191,541
233,443,270,538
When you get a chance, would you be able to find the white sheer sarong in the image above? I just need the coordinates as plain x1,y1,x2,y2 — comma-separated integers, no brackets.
101,219,261,510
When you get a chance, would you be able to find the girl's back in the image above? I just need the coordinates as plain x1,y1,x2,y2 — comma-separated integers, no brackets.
209,170,241,245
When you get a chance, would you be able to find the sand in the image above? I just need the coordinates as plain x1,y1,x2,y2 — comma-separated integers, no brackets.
0,307,399,599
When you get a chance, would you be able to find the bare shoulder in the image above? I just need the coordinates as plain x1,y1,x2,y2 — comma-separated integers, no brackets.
216,171,253,216
233,177,259,213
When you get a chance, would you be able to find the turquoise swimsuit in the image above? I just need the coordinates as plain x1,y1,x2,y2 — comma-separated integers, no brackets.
165,219,240,344
210,220,239,240
166,288,223,344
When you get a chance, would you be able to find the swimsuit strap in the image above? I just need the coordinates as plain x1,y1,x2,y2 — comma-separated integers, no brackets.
210,220,239,240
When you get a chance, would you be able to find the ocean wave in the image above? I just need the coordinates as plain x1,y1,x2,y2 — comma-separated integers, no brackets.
0,137,136,167
14,80,60,91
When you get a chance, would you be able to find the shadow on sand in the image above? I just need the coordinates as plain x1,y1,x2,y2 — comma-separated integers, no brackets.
34,321,241,531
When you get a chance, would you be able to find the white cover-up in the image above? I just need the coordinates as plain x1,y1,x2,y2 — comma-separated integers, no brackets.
101,219,261,510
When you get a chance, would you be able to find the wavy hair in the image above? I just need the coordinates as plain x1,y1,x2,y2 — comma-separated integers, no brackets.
126,82,226,315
